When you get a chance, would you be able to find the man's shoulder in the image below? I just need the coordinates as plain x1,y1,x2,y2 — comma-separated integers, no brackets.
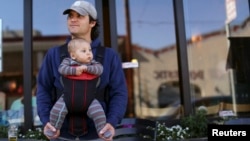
49,44,68,59
47,45,62,53
42,45,63,66
102,46,117,55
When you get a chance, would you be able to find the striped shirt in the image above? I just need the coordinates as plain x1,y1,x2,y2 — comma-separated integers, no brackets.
58,58,103,76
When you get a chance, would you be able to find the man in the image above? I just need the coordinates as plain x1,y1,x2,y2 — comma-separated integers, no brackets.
36,1,128,141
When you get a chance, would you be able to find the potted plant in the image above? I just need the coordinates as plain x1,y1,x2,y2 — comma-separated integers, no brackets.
180,108,208,139
149,107,208,141
0,125,48,141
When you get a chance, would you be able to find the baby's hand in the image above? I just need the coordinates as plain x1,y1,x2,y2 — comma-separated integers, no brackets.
81,65,88,72
75,66,84,75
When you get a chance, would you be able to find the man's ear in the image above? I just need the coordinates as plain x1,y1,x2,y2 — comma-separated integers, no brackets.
90,20,96,27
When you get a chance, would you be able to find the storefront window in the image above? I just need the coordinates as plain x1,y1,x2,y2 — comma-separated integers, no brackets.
0,0,25,126
126,0,250,120
118,0,180,119
183,0,250,117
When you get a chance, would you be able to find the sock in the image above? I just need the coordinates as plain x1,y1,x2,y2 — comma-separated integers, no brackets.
87,99,112,138
45,95,68,137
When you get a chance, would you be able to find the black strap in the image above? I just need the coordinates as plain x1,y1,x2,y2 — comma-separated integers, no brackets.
51,43,68,104
93,45,108,102
95,45,105,64
60,43,68,62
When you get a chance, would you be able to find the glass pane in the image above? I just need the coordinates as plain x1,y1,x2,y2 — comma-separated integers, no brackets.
117,0,180,119
0,0,25,126
183,0,250,117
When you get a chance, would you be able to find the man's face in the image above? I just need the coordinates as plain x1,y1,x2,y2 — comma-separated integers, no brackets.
67,10,92,38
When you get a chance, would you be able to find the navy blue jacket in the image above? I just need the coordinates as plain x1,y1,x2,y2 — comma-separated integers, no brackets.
36,38,128,139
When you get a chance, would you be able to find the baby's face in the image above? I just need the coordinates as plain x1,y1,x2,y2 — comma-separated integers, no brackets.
71,42,93,64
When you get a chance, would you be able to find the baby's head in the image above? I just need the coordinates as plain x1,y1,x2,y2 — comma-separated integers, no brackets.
68,38,93,64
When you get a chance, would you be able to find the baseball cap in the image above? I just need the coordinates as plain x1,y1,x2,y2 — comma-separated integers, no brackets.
63,0,97,20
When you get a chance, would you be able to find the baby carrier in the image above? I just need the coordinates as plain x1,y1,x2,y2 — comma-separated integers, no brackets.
54,43,108,136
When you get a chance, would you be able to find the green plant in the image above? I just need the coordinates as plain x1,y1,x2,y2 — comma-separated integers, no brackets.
152,122,190,141
0,126,8,138
180,108,208,138
18,127,48,141
148,107,209,140
0,126,48,141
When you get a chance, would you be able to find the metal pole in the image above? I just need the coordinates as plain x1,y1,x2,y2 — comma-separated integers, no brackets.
124,0,135,117
23,0,33,131
225,24,237,115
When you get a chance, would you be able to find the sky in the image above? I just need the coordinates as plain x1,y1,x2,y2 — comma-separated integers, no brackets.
0,0,249,50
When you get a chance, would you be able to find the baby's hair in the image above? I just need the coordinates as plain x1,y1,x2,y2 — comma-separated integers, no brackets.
68,38,89,52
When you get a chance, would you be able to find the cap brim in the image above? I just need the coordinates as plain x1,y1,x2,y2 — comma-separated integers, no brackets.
63,9,71,15
63,7,88,16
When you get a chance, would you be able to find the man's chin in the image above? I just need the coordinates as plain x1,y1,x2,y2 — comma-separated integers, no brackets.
69,29,78,34
70,32,80,38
